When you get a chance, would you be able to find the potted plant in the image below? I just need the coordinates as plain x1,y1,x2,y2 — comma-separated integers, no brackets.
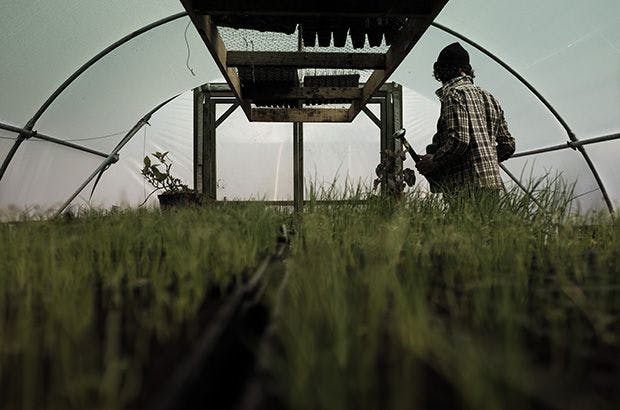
141,151,201,208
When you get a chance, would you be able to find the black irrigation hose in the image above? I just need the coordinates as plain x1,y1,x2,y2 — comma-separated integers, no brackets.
149,225,290,410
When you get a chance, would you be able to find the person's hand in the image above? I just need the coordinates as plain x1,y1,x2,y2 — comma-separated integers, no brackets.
416,154,436,175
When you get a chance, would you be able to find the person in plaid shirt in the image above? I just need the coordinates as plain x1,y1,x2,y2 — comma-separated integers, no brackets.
416,42,515,198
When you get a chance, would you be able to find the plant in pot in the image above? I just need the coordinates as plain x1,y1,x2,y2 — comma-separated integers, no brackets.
141,151,201,208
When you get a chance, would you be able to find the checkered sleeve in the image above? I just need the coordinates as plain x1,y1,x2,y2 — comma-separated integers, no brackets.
495,108,515,162
432,92,470,166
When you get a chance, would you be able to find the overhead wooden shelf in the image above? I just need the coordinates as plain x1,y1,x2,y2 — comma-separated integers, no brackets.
179,0,449,122
227,51,386,70
247,87,362,101
183,0,435,16
250,108,351,123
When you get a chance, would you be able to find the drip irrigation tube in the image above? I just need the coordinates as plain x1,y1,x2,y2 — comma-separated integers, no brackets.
149,225,290,410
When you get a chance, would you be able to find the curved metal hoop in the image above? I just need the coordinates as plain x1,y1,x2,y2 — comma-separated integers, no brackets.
0,11,188,182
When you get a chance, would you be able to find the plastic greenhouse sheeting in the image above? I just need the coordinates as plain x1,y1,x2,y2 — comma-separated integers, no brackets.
0,0,618,213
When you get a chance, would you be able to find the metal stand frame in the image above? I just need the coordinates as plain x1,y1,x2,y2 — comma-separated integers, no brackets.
193,83,404,210
0,10,615,214
180,0,448,123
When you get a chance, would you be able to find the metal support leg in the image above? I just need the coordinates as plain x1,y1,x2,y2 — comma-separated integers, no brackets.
293,122,304,212
380,98,388,195
378,86,404,197
193,87,205,193
391,83,403,174
205,99,217,200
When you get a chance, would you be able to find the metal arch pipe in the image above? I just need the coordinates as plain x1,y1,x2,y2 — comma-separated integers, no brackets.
512,132,620,158
430,22,614,214
54,95,180,217
0,11,189,183
0,121,112,159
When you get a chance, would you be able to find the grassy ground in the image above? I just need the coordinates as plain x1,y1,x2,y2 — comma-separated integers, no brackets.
1,184,619,409
0,204,287,409
272,188,620,409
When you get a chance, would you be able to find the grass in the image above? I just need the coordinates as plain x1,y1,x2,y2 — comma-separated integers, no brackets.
271,185,620,409
1,179,619,409
0,204,287,409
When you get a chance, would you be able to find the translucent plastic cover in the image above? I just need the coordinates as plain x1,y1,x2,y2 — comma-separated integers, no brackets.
0,0,618,212
216,104,293,201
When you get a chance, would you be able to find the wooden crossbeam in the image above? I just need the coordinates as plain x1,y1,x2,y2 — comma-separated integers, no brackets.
248,87,362,101
250,108,351,122
180,0,448,123
184,0,434,16
227,51,385,69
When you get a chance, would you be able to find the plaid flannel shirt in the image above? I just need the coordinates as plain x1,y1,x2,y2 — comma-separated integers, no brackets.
429,75,515,191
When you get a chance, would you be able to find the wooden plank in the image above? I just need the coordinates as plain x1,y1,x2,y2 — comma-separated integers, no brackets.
193,88,204,192
250,108,352,123
249,87,362,101
185,0,434,16
349,0,449,120
227,51,385,69
202,84,361,101
180,9,252,117
293,122,304,211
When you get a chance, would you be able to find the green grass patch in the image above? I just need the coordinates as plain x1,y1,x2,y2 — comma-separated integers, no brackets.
272,189,620,409
0,204,287,409
1,181,619,409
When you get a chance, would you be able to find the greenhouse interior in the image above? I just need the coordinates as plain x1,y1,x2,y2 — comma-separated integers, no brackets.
1,0,619,409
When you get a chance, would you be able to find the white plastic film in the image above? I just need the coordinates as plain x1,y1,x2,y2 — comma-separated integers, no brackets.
35,17,220,153
502,150,604,213
0,0,185,126
87,91,196,208
0,130,18,166
216,105,293,201
304,109,380,197
0,139,103,211
1,0,619,212
582,139,620,209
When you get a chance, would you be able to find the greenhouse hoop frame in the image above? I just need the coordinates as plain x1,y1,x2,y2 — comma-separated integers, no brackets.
0,10,617,214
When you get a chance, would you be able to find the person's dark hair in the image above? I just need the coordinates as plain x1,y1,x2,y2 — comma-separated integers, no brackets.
433,62,475,83
433,42,475,83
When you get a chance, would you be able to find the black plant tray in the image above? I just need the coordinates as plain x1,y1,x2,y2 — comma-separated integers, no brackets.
303,74,360,88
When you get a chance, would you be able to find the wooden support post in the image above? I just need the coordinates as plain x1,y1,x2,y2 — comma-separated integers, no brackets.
193,87,205,193
392,83,403,173
293,122,304,212
379,96,388,195
193,82,403,204
205,99,217,200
